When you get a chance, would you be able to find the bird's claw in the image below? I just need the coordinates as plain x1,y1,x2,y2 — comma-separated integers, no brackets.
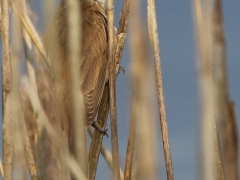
102,128,108,138
91,121,108,137
117,66,125,76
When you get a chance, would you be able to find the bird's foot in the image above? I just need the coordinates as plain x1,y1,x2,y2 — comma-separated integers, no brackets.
117,66,125,76
91,121,108,137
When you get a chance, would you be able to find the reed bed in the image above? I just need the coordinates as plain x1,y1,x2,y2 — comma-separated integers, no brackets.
0,0,238,180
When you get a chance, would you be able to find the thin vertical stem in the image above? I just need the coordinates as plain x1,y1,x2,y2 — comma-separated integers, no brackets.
19,1,39,178
10,2,50,67
1,0,11,102
193,1,215,179
1,0,14,179
11,5,26,178
212,0,238,179
115,0,131,69
67,0,87,176
129,0,158,179
147,0,174,179
107,0,120,179
88,83,110,180
123,110,136,180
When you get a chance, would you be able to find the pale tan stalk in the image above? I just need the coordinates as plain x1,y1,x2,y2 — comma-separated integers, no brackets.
213,123,224,180
2,97,13,180
11,2,26,179
19,1,39,179
123,110,136,180
10,2,50,67
88,124,124,180
129,0,158,179
1,0,14,179
193,1,215,179
1,0,11,102
147,0,174,179
67,0,87,175
107,0,121,179
131,158,138,180
115,0,131,71
212,1,238,179
117,1,134,178
88,84,110,180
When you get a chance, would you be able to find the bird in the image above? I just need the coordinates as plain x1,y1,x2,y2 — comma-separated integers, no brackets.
43,0,108,154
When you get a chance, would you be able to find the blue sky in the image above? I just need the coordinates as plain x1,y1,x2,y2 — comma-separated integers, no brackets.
1,0,239,179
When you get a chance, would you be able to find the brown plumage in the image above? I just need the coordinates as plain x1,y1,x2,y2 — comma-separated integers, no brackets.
44,0,108,152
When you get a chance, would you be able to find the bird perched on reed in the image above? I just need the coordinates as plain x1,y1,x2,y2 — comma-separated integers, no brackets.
44,0,108,155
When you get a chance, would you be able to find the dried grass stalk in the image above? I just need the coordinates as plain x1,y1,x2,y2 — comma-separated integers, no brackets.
194,0,218,179
147,0,174,179
115,0,131,70
213,123,224,180
1,0,11,101
2,96,14,180
19,1,39,179
67,0,87,175
10,1,50,67
88,122,124,179
212,1,238,179
1,0,14,179
88,83,110,180
194,0,238,179
123,110,136,180
13,1,58,178
130,159,138,180
11,2,26,179
129,0,158,179
107,0,121,179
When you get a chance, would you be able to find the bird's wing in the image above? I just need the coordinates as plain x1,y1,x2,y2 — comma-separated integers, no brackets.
80,1,108,124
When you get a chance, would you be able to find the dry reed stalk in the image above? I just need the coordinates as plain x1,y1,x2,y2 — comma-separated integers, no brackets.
147,0,174,179
2,97,14,180
19,107,38,180
130,159,138,180
123,108,136,180
67,0,88,175
88,126,124,180
12,1,53,177
10,2,39,179
1,0,14,179
88,83,110,180
1,0,11,102
129,0,158,179
10,1,50,67
194,0,217,179
17,1,39,179
107,0,121,179
212,1,238,179
10,3,26,179
115,0,131,70
213,123,224,180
